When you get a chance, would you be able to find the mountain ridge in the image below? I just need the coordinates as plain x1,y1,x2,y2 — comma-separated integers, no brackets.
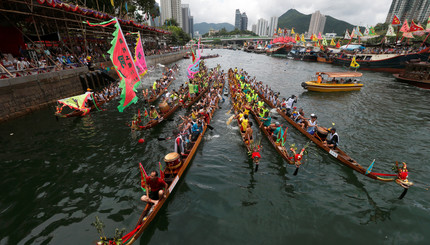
193,22,235,35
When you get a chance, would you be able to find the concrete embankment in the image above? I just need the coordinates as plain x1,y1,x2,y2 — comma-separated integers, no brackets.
0,50,187,122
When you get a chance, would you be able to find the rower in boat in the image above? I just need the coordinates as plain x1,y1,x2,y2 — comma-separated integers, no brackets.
140,171,168,206
306,114,318,135
285,95,298,116
323,128,339,149
272,122,284,141
149,105,160,122
244,121,253,145
191,120,203,141
259,111,272,130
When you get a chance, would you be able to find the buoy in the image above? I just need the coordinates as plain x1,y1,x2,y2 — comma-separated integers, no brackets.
138,138,145,144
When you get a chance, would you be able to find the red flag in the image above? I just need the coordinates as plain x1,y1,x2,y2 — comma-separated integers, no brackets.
399,20,410,32
410,20,424,31
336,40,341,48
139,163,149,190
158,162,165,180
144,108,148,118
392,15,401,25
108,18,141,112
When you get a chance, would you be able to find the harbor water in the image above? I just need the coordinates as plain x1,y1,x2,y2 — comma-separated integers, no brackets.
1,49,429,245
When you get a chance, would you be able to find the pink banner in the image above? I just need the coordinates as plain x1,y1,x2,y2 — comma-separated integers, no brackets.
134,32,148,77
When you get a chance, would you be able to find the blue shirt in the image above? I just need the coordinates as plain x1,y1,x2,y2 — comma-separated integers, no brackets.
191,123,203,134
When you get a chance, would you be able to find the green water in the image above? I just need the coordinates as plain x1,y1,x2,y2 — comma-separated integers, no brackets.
1,49,429,245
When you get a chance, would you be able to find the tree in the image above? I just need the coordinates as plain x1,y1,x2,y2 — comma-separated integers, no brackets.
163,18,179,27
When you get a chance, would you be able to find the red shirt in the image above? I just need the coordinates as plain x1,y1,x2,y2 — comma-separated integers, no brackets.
147,177,167,192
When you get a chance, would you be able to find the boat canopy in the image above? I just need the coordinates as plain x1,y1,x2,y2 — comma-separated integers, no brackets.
58,92,92,111
340,45,365,51
316,72,363,78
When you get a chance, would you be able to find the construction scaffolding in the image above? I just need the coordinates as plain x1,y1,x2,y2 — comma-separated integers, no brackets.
0,0,169,57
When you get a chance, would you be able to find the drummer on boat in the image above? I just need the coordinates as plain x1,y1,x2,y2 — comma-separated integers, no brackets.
141,171,168,206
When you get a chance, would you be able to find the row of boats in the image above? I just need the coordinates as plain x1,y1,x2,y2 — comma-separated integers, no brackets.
246,42,430,89
77,64,413,244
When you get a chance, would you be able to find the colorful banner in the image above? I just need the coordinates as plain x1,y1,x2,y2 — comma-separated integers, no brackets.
322,37,328,46
392,14,401,26
107,18,141,112
403,32,414,38
344,30,351,40
58,92,92,111
386,24,396,37
330,38,335,46
187,39,201,79
350,56,360,68
336,40,341,48
369,26,376,35
399,20,410,32
134,32,148,77
139,163,149,191
410,20,424,32
426,16,430,32
363,26,370,36
301,34,306,42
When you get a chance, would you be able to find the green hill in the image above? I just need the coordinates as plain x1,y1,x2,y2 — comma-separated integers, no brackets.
278,9,355,35
194,22,235,35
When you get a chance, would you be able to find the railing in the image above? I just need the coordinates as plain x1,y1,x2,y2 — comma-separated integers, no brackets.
0,63,83,79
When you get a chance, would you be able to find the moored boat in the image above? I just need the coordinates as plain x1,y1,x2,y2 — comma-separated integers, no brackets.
332,47,430,73
393,61,430,89
301,72,363,92
266,43,293,57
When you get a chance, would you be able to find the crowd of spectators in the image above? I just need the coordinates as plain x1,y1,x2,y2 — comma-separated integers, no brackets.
1,42,186,79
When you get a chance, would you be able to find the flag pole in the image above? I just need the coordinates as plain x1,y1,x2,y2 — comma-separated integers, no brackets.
421,32,430,47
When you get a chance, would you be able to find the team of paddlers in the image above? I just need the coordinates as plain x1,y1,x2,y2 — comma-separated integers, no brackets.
226,67,411,187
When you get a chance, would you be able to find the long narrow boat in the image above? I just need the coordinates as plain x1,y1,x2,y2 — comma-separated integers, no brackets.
119,74,225,245
134,85,210,130
55,91,111,118
132,103,180,130
229,78,294,166
253,87,398,182
147,78,174,103
228,90,261,170
183,86,209,108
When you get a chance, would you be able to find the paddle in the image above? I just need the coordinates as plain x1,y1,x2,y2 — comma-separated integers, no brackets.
226,115,235,125
398,188,408,200
157,137,172,141
207,124,214,130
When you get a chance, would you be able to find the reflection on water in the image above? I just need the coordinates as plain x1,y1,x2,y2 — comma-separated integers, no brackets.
0,49,429,244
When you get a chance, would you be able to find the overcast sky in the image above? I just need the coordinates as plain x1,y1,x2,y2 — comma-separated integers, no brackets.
158,0,393,28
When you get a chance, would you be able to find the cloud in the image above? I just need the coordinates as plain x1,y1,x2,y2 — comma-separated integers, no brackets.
159,0,392,29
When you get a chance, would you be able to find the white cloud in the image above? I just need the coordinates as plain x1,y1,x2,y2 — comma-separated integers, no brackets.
158,0,392,29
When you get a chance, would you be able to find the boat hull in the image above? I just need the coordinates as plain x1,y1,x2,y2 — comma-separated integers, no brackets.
393,74,430,89
333,51,430,73
301,81,363,92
